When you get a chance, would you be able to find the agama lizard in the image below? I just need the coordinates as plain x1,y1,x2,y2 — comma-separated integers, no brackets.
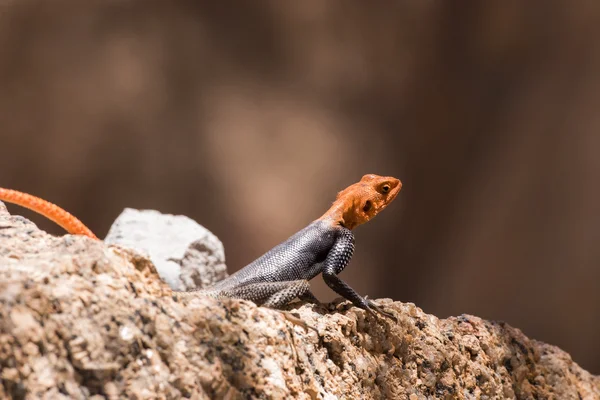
0,174,402,318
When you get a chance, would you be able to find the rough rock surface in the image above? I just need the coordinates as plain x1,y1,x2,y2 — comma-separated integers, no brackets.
104,208,227,291
1,201,599,400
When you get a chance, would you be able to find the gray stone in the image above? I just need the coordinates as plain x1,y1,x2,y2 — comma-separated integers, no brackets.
104,208,227,291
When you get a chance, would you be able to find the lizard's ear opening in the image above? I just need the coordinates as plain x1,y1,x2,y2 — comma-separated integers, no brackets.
363,200,372,213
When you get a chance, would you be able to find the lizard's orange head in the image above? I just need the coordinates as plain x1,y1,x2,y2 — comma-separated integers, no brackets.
333,174,402,229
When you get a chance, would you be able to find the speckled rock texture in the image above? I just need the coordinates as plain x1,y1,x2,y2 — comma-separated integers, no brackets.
1,201,599,400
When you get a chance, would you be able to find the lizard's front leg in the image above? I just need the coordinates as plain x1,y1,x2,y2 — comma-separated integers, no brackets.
321,228,396,320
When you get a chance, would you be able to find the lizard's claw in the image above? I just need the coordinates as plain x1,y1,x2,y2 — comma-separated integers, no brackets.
365,296,397,322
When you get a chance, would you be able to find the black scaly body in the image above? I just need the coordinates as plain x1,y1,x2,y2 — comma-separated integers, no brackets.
190,174,402,319
199,220,366,308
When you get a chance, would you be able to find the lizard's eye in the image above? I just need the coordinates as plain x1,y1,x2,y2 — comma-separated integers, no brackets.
381,184,390,193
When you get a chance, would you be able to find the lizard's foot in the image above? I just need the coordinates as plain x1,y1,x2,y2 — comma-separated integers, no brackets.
365,296,397,322
297,290,332,314
298,290,320,304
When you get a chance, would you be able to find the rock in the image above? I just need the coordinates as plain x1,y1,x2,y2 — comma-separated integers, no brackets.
104,208,227,291
1,201,599,399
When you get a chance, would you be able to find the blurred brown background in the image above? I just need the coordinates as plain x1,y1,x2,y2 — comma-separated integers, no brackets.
1,1,599,372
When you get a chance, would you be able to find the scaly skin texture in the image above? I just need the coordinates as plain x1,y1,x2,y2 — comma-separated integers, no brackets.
0,174,402,317
0,188,98,239
197,174,402,318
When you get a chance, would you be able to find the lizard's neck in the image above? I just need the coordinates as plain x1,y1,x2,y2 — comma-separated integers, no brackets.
318,199,360,230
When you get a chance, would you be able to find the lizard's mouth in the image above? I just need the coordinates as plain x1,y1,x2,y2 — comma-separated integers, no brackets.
389,179,402,201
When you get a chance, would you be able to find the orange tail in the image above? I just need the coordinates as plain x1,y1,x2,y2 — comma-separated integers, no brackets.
0,188,98,239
